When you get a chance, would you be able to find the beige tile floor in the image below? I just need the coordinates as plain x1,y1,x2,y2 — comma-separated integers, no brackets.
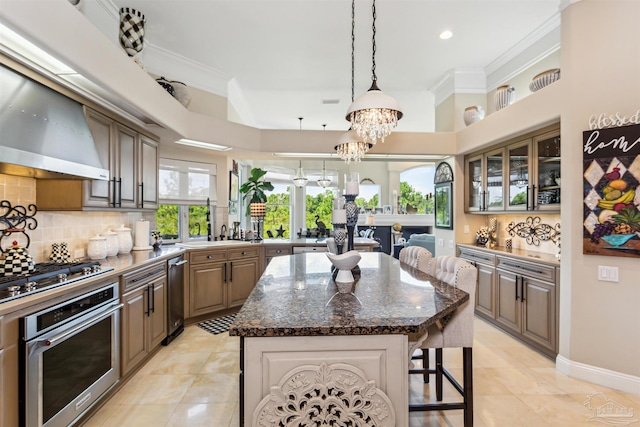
83,318,639,427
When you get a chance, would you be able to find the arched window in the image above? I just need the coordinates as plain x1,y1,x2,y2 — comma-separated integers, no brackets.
399,165,435,214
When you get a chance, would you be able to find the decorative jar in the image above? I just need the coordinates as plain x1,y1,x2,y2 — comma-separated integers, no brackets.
87,235,108,260
103,231,119,257
463,106,485,126
115,224,133,254
494,85,515,111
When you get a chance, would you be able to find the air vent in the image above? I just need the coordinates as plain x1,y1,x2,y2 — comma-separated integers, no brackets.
322,99,340,105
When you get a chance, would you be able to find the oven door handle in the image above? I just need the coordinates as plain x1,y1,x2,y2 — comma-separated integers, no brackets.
32,303,123,353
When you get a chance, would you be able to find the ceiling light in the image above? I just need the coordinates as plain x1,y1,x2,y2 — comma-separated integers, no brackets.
175,138,232,151
293,160,308,188
335,0,372,164
345,0,402,145
439,30,453,40
317,160,332,188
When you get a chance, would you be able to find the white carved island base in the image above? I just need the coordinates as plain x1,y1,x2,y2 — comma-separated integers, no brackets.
242,334,409,427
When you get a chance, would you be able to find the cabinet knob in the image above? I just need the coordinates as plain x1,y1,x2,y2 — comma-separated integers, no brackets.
276,249,281,253
242,251,247,255
207,255,212,259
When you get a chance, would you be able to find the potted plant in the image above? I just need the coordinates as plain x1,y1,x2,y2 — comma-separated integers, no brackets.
239,168,274,216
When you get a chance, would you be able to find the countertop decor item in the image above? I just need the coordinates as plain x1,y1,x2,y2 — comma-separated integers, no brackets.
49,242,71,262
102,231,119,257
87,235,108,260
494,85,515,111
463,106,485,126
326,250,362,288
115,224,133,254
133,219,152,250
0,241,35,276
239,167,274,217
529,68,560,92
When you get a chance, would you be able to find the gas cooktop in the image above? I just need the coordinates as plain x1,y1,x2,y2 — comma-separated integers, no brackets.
0,261,115,303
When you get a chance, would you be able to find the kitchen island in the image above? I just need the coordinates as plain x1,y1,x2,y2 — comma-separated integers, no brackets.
229,252,468,427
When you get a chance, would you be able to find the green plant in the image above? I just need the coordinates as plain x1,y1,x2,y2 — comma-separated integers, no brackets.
239,168,274,216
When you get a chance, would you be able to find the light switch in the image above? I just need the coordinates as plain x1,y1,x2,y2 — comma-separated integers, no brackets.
598,265,619,282
463,225,470,234
438,238,444,247
448,240,454,248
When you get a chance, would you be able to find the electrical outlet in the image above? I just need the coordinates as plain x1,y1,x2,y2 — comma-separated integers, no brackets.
74,248,85,259
597,265,619,282
463,225,470,234
448,240,454,248
438,238,444,247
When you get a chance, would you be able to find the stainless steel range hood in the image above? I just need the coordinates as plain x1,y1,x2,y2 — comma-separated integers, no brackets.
0,64,109,180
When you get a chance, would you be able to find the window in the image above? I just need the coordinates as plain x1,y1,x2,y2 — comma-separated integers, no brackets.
355,184,380,210
399,165,435,214
305,186,334,232
156,158,216,242
263,173,292,238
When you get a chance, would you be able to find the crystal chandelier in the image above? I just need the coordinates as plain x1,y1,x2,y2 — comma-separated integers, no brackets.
335,0,372,163
345,0,402,144
293,160,308,188
317,160,332,188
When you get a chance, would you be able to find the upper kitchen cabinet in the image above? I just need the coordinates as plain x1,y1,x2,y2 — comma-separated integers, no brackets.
465,124,560,214
37,108,159,211
465,147,506,212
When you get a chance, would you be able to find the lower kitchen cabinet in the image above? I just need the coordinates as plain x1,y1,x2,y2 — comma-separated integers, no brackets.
187,246,262,318
458,244,558,358
121,265,167,375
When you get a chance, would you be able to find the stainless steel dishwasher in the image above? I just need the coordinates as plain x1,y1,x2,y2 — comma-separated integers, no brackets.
162,255,188,345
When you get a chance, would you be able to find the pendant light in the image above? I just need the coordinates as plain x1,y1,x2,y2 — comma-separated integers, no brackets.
317,161,332,188
292,118,309,188
335,0,372,164
345,0,402,145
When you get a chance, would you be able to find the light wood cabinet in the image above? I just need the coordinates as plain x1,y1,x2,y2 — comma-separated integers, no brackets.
187,246,262,318
121,264,167,375
465,124,560,213
36,107,159,211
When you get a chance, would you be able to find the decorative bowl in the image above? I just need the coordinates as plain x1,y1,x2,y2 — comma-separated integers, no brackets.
529,68,560,92
600,233,635,247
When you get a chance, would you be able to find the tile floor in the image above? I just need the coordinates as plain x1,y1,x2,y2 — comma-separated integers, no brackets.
83,318,639,427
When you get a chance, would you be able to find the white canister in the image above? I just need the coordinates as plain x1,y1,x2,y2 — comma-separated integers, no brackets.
115,224,133,254
87,235,108,260
463,106,485,126
103,231,119,257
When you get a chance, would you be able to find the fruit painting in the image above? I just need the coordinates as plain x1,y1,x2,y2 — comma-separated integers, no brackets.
583,123,640,257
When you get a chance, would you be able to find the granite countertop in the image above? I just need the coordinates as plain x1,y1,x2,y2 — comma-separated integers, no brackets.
457,243,561,267
229,252,468,338
98,246,186,276
263,237,378,246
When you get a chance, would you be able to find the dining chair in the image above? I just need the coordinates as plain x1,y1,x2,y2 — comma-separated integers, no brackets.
409,255,478,427
398,246,433,273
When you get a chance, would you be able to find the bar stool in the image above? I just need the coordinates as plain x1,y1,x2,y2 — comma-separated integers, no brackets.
409,255,477,427
398,246,433,272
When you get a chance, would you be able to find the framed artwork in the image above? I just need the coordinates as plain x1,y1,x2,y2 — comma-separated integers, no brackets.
383,205,392,215
375,207,383,214
435,182,453,229
229,201,238,215
229,171,239,202
232,160,239,175
583,123,640,258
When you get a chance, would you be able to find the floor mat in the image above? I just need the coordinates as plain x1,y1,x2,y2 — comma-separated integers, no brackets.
196,313,236,335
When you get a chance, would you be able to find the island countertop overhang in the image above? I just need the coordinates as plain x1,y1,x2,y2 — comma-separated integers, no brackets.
229,252,468,338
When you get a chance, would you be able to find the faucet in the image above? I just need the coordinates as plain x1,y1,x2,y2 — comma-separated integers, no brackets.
220,224,227,240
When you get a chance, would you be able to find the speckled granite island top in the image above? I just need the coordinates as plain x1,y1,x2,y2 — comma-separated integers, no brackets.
229,252,468,338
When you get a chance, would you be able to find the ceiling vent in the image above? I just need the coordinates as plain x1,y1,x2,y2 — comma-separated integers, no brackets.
322,99,340,105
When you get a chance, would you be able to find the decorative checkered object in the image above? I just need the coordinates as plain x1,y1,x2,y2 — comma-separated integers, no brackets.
0,246,35,276
197,314,236,336
119,7,146,56
49,242,71,263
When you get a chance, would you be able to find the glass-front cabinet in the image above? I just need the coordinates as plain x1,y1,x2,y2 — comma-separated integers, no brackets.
465,125,560,213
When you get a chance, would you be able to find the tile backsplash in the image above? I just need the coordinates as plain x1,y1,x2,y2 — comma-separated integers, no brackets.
0,174,150,263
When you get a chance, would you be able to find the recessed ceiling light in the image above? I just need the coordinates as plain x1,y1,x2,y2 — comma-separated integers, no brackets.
439,30,453,40
175,139,232,151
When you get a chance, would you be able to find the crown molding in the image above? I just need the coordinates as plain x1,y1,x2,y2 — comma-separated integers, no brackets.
430,68,486,106
227,77,256,128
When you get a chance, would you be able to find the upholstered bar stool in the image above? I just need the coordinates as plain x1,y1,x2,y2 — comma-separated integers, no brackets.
409,255,478,427
398,246,433,272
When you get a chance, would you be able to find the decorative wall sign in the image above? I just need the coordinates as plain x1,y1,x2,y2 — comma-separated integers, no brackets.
583,125,640,257
507,216,560,246
583,123,640,258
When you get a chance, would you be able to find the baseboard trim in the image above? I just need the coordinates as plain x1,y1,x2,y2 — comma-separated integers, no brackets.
556,355,640,395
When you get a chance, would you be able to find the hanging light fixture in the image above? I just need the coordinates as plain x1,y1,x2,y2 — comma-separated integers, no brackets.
292,117,309,188
317,160,332,188
346,0,402,145
335,0,372,164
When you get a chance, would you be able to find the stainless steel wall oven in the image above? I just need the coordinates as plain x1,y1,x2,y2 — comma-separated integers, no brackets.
20,282,122,427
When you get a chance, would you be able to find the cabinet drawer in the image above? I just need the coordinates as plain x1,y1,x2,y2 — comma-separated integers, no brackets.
190,250,227,264
458,246,496,266
266,247,292,257
497,256,555,282
228,247,260,259
122,263,166,292
293,246,327,254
